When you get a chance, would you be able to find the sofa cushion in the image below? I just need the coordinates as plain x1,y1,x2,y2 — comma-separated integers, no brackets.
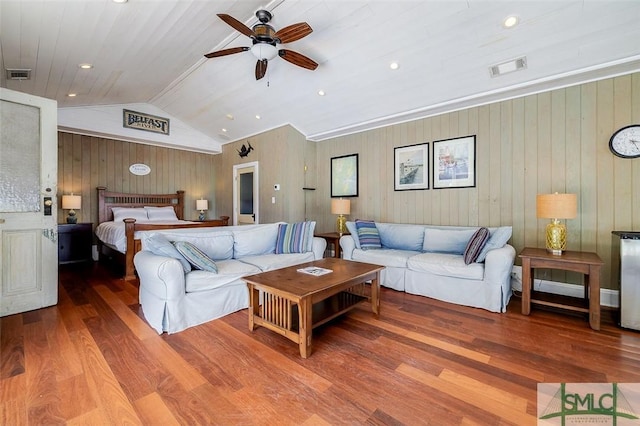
463,227,489,265
233,224,278,258
355,219,382,250
407,253,484,280
476,226,512,262
423,228,477,254
345,221,361,249
376,223,425,251
275,221,315,254
173,241,218,273
185,260,261,293
141,233,192,273
157,230,234,260
239,252,315,271
352,248,416,268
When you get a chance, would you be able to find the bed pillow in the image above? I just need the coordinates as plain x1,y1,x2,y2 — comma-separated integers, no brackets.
172,241,218,273
112,207,148,222
141,233,191,273
145,206,179,221
275,221,315,254
355,219,382,250
463,227,489,265
476,226,512,263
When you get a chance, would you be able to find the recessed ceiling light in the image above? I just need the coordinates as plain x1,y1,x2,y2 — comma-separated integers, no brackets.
78,63,93,69
221,128,227,132
255,115,261,120
390,62,399,70
67,93,77,97
503,15,519,28
226,114,234,120
318,90,325,96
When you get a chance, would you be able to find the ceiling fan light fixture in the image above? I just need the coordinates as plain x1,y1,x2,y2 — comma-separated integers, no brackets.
251,43,278,60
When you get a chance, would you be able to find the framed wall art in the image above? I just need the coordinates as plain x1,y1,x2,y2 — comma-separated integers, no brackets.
432,135,476,189
394,143,429,191
331,153,358,197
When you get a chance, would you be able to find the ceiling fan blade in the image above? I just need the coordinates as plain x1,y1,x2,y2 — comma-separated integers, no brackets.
274,22,313,44
278,49,318,71
204,46,249,58
217,13,255,38
255,59,268,80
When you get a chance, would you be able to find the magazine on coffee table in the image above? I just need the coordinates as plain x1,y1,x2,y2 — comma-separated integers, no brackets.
297,266,333,276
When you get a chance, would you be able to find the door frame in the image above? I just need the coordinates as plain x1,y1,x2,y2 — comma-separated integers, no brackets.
232,161,259,226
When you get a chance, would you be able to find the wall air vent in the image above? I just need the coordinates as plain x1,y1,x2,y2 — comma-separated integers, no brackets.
6,68,32,80
489,57,527,78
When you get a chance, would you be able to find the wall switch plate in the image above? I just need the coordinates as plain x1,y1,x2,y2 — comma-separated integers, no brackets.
271,196,275,204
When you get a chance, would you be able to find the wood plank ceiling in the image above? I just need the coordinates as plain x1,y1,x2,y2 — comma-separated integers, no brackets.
1,0,640,145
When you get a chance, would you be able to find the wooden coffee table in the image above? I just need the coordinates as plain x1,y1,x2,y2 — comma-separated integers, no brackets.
243,258,383,358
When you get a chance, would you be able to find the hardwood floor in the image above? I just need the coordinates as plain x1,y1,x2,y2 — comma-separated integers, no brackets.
2,262,639,425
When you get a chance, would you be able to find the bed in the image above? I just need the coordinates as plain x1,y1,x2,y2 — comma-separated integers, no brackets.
96,186,229,280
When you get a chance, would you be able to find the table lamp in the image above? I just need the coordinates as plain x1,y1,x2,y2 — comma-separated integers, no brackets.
196,199,208,221
331,198,350,235
62,194,82,224
536,193,577,255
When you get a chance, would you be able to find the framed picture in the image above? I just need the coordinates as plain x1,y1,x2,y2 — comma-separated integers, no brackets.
331,153,358,197
394,143,429,191
433,135,476,189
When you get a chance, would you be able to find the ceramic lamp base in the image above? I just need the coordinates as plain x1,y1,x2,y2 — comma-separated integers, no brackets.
198,212,206,221
545,219,566,255
67,210,77,224
336,215,347,235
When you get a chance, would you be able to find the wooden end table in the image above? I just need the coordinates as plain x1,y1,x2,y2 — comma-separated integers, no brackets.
519,247,603,330
243,258,383,358
315,232,350,258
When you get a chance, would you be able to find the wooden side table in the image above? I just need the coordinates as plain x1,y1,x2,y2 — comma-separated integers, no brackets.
519,247,603,330
314,232,349,258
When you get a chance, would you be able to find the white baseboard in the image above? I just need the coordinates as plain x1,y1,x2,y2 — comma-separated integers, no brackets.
510,265,619,308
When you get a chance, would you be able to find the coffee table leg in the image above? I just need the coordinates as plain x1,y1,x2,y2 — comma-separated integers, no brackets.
248,284,260,331
298,298,313,358
371,273,380,317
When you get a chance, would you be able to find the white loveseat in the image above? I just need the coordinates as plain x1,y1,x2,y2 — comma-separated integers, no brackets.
134,222,326,334
340,221,515,313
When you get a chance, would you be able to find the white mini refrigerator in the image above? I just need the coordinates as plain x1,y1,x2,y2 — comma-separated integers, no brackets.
612,231,640,331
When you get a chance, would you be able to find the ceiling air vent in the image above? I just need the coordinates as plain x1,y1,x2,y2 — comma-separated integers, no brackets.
6,68,32,80
489,57,527,78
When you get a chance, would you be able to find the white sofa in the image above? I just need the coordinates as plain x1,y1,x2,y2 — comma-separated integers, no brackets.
134,222,326,334
340,221,515,313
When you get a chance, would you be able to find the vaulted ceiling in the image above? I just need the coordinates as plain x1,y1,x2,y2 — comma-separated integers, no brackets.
2,0,639,147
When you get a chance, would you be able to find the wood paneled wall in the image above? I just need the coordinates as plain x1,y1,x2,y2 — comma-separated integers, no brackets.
212,126,315,224
57,132,218,225
314,73,640,289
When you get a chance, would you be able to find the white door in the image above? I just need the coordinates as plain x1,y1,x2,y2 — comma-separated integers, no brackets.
233,162,259,225
0,88,58,316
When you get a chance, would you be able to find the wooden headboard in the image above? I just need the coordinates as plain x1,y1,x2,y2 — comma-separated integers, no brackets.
97,186,185,223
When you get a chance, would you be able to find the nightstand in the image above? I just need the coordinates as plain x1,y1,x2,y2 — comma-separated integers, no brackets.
58,223,93,265
315,232,350,258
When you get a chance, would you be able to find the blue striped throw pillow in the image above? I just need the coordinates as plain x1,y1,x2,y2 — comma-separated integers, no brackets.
172,241,218,273
463,227,489,265
355,219,382,250
275,221,315,254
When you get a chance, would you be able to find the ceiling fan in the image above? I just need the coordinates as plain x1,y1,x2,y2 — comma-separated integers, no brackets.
204,10,318,80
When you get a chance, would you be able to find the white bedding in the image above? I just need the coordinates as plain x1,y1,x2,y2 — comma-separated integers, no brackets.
95,220,193,253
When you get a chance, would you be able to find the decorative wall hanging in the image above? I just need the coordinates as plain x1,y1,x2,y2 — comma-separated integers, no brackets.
123,109,170,135
394,143,429,191
331,153,358,197
129,163,151,176
238,142,254,158
432,135,476,189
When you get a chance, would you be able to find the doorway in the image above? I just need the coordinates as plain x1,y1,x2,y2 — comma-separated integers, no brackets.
233,162,259,225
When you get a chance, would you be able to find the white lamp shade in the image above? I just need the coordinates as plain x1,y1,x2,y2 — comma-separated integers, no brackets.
536,193,577,219
331,198,350,215
62,194,82,210
196,199,208,211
